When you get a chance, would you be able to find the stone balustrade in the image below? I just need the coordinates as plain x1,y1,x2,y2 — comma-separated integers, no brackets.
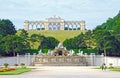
34,56,87,66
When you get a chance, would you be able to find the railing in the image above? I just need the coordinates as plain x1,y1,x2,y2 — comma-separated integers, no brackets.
34,56,87,66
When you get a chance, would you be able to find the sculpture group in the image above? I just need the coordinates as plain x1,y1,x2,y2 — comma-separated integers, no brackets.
35,43,86,66
38,43,83,56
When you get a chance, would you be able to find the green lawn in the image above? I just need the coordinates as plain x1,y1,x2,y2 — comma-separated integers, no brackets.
17,30,86,43
95,67,120,72
0,68,31,75
109,68,120,72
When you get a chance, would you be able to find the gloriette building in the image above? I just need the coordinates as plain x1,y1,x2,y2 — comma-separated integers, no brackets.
24,16,86,30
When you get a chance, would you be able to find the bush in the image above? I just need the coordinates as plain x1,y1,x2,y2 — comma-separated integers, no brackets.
0,69,3,72
42,49,50,53
4,63,9,68
14,64,18,68
109,63,114,69
14,64,18,66
20,63,25,68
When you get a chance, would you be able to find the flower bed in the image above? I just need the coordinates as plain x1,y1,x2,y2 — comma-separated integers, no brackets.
0,68,32,75
0,68,16,72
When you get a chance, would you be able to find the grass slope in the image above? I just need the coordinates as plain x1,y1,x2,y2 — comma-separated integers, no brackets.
27,30,85,42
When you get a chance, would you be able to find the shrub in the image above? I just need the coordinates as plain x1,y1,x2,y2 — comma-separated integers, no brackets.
0,69,3,72
14,64,18,68
20,63,25,68
3,69,7,72
109,63,114,69
4,63,9,68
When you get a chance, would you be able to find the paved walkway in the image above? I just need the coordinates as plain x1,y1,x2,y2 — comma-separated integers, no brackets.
0,66,120,78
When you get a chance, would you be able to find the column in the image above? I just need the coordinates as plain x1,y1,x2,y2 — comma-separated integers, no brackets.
32,53,36,64
28,53,31,66
40,24,42,30
51,23,53,30
101,53,104,65
16,53,20,65
84,53,88,66
44,20,49,30
24,21,29,30
31,24,34,30
25,53,28,66
90,53,95,66
75,24,77,30
80,21,85,30
60,20,64,30
71,24,73,30
68,24,69,30
36,25,38,30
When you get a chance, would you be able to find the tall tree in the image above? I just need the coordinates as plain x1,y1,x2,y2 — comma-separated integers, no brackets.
113,25,120,41
0,19,16,36
39,36,59,49
63,33,87,49
19,29,30,49
30,34,42,49
19,29,28,39
94,30,120,56
84,30,94,48
0,35,27,56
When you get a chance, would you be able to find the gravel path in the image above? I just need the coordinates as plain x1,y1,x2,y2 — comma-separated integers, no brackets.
0,66,120,78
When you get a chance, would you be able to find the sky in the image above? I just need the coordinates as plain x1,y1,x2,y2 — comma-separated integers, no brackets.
0,0,120,30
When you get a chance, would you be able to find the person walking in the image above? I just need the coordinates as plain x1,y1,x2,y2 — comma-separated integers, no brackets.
102,63,106,70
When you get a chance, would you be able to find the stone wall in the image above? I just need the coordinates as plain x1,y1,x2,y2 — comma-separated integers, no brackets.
0,54,120,66
105,57,120,66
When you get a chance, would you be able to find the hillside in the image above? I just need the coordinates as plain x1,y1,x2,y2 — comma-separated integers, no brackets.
17,30,86,43
27,30,86,42
17,30,86,49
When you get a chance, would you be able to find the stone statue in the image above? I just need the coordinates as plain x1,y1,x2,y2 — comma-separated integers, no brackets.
38,49,43,55
47,50,53,56
77,50,83,56
68,50,74,56
57,43,63,48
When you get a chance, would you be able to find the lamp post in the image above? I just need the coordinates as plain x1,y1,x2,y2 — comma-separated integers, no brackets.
104,49,107,64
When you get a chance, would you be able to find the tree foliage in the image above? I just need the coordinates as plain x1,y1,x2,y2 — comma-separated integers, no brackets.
0,19,16,36
39,36,59,49
30,33,42,49
19,29,30,49
0,35,29,56
94,30,120,56
63,33,87,50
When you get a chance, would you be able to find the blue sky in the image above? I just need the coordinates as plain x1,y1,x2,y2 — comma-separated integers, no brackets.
0,0,120,30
